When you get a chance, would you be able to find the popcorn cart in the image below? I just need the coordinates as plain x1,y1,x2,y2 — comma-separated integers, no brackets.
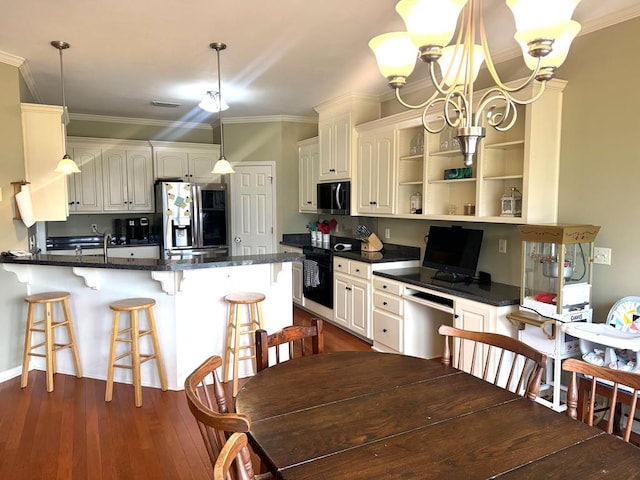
507,224,600,411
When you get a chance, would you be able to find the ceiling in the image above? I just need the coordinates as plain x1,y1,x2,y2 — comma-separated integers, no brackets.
1,0,638,125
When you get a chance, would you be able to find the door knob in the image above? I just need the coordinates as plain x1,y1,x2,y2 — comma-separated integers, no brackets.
234,237,241,243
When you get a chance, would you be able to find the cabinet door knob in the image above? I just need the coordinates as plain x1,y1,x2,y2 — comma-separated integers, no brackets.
383,285,387,289
383,301,388,306
383,328,388,333
355,269,360,272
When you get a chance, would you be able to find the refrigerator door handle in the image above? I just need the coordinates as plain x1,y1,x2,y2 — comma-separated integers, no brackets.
192,184,204,248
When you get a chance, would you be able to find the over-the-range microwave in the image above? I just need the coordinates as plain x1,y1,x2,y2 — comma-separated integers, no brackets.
317,181,350,215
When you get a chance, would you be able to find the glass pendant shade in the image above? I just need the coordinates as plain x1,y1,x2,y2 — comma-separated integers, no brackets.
212,157,235,174
507,0,580,44
199,91,229,113
54,154,81,174
369,32,418,80
438,44,485,87
516,20,581,71
396,0,467,48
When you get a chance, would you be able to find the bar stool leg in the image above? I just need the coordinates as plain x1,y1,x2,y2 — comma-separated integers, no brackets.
105,311,120,402
61,297,83,378
146,306,167,391
232,305,243,397
223,303,236,384
131,309,142,408
21,303,35,388
44,301,55,393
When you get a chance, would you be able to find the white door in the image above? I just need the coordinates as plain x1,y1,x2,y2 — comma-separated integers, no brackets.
230,163,276,255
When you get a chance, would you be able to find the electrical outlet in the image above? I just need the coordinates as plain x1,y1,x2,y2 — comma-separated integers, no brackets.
593,247,612,265
91,224,98,233
498,239,507,254
384,228,391,239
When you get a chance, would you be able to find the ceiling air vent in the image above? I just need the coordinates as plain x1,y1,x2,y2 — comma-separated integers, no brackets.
150,100,181,108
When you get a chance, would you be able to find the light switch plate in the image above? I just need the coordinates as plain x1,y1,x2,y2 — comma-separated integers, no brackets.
593,247,611,265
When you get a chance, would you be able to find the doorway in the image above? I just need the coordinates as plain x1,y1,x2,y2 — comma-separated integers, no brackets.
229,162,276,255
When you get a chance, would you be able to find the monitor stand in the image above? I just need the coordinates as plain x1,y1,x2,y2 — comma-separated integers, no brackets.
432,271,473,284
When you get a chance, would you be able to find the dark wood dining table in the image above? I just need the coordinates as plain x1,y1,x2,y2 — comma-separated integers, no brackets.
235,351,640,479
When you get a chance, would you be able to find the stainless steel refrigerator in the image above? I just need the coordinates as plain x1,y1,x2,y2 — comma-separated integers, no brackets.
154,181,229,259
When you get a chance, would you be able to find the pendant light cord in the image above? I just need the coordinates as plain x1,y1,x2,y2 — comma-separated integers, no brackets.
216,46,225,158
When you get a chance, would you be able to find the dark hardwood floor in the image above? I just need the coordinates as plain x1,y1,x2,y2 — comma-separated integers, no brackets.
0,306,370,479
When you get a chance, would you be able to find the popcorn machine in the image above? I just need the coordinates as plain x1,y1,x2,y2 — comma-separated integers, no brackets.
507,224,600,411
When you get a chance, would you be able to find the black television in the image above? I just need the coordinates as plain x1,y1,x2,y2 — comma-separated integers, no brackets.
422,226,484,283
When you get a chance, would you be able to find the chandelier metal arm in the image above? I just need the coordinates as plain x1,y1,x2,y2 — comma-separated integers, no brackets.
394,85,439,111
478,12,546,95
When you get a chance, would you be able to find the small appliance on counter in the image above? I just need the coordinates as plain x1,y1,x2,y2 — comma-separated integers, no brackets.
356,225,383,252
126,217,150,244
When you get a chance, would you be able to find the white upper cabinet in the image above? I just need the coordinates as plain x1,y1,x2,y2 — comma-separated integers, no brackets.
102,147,154,212
21,104,69,221
353,78,566,224
66,145,103,213
298,137,319,213
356,128,395,215
314,94,380,182
152,141,222,184
67,138,153,214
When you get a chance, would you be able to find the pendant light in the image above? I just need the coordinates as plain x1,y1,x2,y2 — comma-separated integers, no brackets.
51,40,80,174
199,90,229,113
209,42,235,175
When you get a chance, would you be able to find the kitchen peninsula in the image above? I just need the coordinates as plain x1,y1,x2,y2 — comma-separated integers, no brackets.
1,252,301,391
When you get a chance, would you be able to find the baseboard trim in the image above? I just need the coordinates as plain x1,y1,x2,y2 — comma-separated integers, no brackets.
0,365,23,384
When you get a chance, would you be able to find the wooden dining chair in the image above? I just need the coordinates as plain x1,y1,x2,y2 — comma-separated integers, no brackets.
438,324,547,400
563,357,640,442
184,356,251,471
255,318,324,372
214,432,257,480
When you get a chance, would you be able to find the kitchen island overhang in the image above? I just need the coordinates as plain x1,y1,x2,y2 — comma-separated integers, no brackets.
1,252,301,391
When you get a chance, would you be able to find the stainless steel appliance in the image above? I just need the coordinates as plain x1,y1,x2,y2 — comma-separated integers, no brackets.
317,181,350,215
154,181,229,258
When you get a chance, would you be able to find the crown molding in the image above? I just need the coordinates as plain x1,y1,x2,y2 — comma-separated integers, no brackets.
222,115,317,125
69,113,212,130
0,50,24,68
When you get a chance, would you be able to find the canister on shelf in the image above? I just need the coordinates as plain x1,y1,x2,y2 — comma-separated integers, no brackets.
410,192,422,214
500,187,522,217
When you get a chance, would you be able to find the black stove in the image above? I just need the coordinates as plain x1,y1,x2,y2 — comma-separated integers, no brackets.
302,237,359,309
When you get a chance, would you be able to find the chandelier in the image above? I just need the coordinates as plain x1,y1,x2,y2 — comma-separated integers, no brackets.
51,40,81,174
369,0,581,166
207,42,235,175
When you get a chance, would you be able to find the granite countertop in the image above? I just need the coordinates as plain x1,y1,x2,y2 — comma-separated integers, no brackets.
374,267,520,307
281,233,421,264
0,252,303,272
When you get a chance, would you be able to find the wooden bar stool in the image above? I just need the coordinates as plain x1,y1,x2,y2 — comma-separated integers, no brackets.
105,298,167,407
223,292,265,397
21,291,82,392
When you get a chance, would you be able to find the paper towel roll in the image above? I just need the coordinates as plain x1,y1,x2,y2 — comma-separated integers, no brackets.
15,184,35,227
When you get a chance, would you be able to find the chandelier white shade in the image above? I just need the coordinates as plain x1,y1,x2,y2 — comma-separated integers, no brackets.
198,90,229,113
369,0,581,166
51,41,81,174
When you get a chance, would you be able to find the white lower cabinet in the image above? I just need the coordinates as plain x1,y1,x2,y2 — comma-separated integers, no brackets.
373,276,517,361
280,246,304,306
372,277,405,352
334,259,372,338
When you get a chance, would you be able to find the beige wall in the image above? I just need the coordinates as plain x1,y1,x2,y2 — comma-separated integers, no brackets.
0,62,29,373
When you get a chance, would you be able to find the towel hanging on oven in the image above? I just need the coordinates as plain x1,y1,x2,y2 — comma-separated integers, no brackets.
303,259,320,288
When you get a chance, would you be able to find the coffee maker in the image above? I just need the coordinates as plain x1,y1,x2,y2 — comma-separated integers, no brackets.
112,219,126,245
126,217,150,244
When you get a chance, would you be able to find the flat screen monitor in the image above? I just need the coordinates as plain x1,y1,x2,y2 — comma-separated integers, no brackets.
422,226,484,283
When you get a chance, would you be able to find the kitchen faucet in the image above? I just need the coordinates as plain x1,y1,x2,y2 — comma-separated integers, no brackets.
103,233,112,261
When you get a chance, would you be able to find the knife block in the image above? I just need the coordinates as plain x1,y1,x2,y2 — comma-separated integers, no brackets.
361,233,383,252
